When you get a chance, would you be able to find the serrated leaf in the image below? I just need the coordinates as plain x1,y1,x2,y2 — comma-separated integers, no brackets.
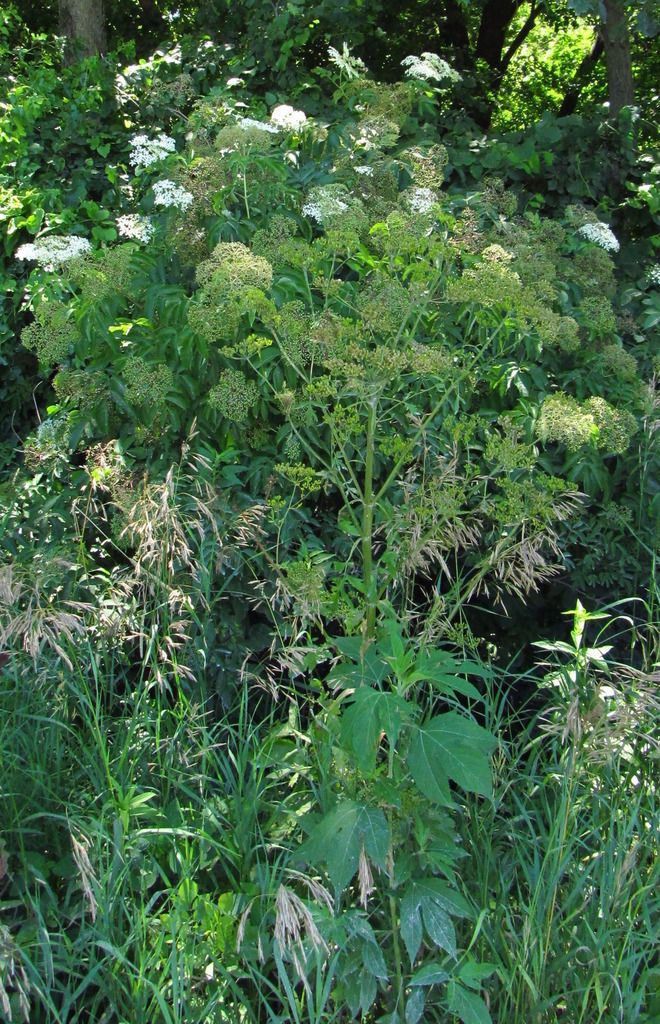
359,968,378,1013
409,963,450,986
410,652,491,700
422,900,456,958
409,713,496,803
363,941,388,980
341,687,414,773
400,890,423,964
405,986,426,1024
447,981,492,1024
411,878,473,919
297,801,389,890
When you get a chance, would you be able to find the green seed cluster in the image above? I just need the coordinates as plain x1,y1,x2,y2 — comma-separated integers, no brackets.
354,79,414,126
537,393,636,453
354,114,401,150
207,369,259,422
350,162,400,221
21,301,79,367
402,144,448,190
266,301,313,365
579,296,618,337
537,393,597,450
215,123,278,153
282,435,302,463
409,343,454,377
481,178,518,219
358,273,412,335
583,397,637,454
598,343,638,382
446,262,523,310
570,247,616,296
67,244,138,303
252,215,300,267
196,242,273,294
123,357,173,407
54,368,110,412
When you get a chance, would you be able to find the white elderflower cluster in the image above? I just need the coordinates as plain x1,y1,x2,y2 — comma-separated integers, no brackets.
407,187,438,214
270,104,307,130
355,165,374,176
302,185,350,223
327,42,367,80
577,221,620,253
129,132,176,168
116,214,154,243
152,180,194,211
646,264,660,287
238,116,279,134
401,53,461,84
15,235,92,268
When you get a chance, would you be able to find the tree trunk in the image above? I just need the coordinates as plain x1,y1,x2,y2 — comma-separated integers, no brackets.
600,0,635,115
59,0,107,61
443,0,470,51
474,0,521,74
558,32,604,117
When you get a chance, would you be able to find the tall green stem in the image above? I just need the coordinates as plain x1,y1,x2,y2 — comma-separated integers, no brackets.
387,745,404,1019
361,393,378,648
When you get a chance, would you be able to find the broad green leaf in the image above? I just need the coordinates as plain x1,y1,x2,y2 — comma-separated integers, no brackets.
405,986,426,1024
422,900,456,958
409,713,496,802
363,941,388,980
411,878,473,919
409,963,450,986
447,981,492,1024
298,801,389,890
410,651,491,700
359,969,377,1014
341,686,414,773
458,961,498,990
400,890,423,964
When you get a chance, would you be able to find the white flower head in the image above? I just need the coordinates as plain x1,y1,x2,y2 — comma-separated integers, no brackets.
327,42,367,80
355,165,374,176
407,186,439,214
15,235,92,269
401,53,461,84
646,264,660,287
116,214,154,243
152,179,194,211
129,132,176,168
226,76,245,88
302,185,351,224
237,116,279,134
577,221,620,253
270,104,307,131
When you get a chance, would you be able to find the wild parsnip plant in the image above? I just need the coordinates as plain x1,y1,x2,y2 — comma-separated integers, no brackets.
2,40,659,1024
